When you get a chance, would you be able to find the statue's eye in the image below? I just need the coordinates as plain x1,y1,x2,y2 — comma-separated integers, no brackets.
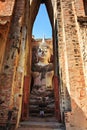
38,48,42,52
44,49,47,52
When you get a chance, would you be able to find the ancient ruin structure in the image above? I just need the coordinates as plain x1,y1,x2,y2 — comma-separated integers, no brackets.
0,0,87,130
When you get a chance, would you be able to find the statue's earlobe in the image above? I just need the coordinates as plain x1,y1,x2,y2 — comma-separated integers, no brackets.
49,55,53,63
48,58,50,63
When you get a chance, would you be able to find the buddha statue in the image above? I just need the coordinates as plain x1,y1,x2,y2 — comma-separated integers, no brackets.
30,37,54,117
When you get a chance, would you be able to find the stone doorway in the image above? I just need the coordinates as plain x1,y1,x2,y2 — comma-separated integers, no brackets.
21,0,61,123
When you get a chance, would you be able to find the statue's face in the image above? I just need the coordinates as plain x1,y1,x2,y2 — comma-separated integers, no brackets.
37,46,50,61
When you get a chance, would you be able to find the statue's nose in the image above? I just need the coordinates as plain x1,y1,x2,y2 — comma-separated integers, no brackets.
42,51,44,54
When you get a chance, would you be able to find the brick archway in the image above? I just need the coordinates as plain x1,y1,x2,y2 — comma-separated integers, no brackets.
22,0,61,122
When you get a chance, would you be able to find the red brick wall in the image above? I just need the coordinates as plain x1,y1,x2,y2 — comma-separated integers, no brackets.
75,0,85,16
0,0,15,16
0,0,25,126
57,0,87,129
0,74,13,123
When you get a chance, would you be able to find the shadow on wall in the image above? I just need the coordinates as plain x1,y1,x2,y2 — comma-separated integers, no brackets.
60,80,71,123
0,0,5,2
0,33,4,72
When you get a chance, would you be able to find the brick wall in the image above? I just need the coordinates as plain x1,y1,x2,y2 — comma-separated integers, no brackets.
0,0,15,16
75,0,85,16
57,0,71,120
0,0,26,126
78,22,87,87
0,74,13,123
57,0,87,129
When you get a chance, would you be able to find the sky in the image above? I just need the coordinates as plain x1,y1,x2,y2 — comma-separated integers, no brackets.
32,4,52,39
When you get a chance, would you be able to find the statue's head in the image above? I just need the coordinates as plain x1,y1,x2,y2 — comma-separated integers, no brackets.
37,38,51,63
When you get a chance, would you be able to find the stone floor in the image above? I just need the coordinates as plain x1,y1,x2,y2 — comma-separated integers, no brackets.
17,128,63,130
16,117,65,130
